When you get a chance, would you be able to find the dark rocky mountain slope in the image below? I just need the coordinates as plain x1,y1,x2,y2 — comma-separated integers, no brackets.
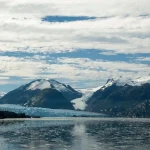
86,77,150,117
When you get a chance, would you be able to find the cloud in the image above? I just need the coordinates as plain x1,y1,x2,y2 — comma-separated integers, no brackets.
6,0,150,17
0,55,149,86
99,51,116,56
136,57,150,62
0,77,9,80
0,0,150,91
0,0,149,54
57,57,150,74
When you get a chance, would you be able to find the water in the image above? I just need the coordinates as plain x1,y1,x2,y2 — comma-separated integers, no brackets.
0,118,150,150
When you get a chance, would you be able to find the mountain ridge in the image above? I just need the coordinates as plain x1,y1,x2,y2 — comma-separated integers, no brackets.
86,76,150,117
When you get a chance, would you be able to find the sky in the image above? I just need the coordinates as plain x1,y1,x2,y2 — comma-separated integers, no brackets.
0,0,150,92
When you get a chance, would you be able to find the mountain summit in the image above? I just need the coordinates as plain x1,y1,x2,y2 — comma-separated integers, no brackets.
0,79,82,110
86,76,150,117
26,79,82,101
100,76,150,90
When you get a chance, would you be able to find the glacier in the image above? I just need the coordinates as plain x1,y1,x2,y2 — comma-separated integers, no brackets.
71,88,102,110
0,104,106,118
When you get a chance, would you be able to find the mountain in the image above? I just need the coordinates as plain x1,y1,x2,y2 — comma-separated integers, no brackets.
0,79,82,110
118,100,150,118
86,76,150,117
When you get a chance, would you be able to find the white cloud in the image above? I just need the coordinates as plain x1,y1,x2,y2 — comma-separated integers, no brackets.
0,56,149,88
0,0,150,90
5,0,150,17
136,57,150,61
57,57,150,74
99,51,116,56
0,77,9,80
0,0,149,54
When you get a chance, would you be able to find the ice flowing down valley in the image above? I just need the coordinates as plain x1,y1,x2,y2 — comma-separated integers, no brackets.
71,87,102,110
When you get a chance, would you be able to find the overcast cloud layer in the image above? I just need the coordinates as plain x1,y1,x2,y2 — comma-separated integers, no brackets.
0,0,150,92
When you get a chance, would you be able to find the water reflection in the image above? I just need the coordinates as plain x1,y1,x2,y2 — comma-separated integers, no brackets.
0,118,150,150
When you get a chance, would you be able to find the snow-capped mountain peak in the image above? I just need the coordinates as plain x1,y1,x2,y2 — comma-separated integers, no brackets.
100,76,150,91
135,76,150,84
27,79,51,90
49,79,71,92
26,79,71,93
0,79,82,109
100,78,115,90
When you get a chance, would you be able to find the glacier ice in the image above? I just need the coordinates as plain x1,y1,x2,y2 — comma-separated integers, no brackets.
0,104,106,118
72,87,102,110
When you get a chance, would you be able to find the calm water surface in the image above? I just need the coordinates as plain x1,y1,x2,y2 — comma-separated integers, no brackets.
0,118,150,150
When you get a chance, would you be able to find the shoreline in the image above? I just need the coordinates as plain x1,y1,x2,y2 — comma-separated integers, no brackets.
0,117,150,122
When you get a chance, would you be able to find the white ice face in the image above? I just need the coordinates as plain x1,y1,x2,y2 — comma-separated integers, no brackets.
0,104,106,118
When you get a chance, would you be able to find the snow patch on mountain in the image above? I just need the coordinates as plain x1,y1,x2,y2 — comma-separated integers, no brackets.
27,80,51,90
135,76,150,84
49,79,70,92
26,79,72,92
92,86,103,92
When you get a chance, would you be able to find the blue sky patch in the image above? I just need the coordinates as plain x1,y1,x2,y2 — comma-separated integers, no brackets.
42,16,97,22
1,50,150,64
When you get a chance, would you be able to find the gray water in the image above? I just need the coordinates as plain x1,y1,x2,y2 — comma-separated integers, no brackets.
0,118,150,150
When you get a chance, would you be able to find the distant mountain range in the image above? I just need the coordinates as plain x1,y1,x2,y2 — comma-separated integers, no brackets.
1,76,150,117
0,79,82,110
